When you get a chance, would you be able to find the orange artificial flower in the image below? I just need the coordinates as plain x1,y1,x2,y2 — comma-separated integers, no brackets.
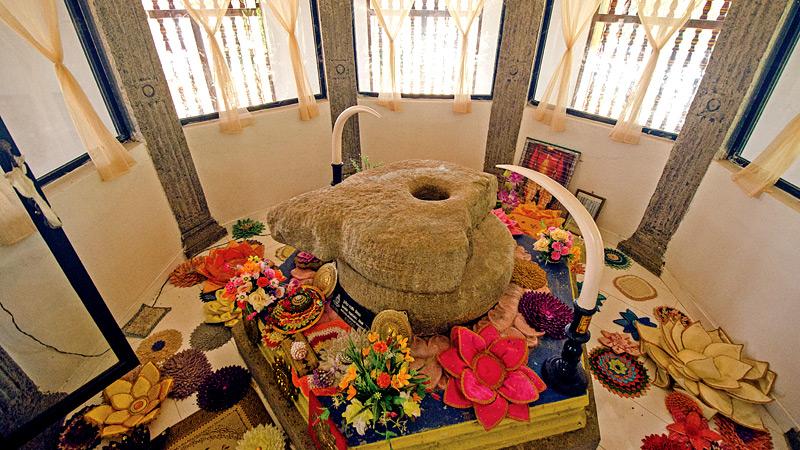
347,384,357,400
368,331,380,343
376,372,391,389
391,366,411,389
195,240,264,292
362,347,371,357
373,342,388,354
339,365,357,390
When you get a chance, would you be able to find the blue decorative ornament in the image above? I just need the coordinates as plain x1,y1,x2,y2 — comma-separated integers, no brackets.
613,309,656,341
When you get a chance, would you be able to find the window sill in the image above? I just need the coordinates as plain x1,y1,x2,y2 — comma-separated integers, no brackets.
41,140,144,193
716,159,800,212
358,92,493,102
180,96,328,127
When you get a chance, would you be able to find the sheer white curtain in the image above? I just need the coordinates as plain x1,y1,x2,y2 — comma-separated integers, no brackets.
445,0,487,113
371,0,415,111
0,0,135,180
185,0,254,133
609,0,703,144
733,113,800,197
533,0,601,131
265,0,319,121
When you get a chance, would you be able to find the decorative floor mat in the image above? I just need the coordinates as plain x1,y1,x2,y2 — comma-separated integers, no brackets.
190,323,232,352
604,248,632,270
156,387,270,450
122,304,171,338
613,309,657,341
135,329,183,365
588,346,650,398
613,275,657,301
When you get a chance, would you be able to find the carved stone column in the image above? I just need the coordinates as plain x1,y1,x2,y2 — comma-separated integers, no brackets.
88,0,226,257
483,0,547,176
317,0,362,174
618,0,789,274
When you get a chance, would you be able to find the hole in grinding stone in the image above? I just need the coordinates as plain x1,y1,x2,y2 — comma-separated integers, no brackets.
411,184,450,201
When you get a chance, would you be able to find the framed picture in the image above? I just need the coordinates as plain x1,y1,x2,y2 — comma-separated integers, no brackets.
564,189,606,235
517,138,581,209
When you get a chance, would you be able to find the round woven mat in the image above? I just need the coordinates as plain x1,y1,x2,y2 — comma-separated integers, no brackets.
613,275,657,301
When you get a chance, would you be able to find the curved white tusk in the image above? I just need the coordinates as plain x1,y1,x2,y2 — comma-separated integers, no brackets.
497,164,604,311
331,106,382,165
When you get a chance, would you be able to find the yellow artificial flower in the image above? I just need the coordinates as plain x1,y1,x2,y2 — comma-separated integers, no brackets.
368,331,379,343
342,399,374,436
391,366,411,390
404,353,415,363
396,336,408,350
402,397,421,418
339,365,357,390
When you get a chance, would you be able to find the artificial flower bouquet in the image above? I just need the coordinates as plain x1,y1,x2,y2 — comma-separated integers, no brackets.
224,255,299,327
532,226,575,263
334,332,428,438
497,170,525,213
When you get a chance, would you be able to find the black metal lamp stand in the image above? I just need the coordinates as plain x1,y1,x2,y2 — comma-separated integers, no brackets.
541,304,597,396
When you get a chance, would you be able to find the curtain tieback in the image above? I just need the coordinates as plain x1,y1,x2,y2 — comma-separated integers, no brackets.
4,158,61,228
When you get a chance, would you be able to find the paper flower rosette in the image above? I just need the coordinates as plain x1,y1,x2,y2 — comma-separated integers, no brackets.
437,324,547,430
84,362,172,438
335,332,428,437
532,226,576,264
637,319,776,430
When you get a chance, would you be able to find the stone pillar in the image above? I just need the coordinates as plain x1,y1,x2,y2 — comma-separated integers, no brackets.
618,0,789,275
483,0,547,176
317,0,362,175
88,0,226,257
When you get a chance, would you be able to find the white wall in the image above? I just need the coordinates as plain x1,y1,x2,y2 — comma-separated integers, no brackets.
184,102,333,224
357,97,490,170
516,108,673,236
665,162,800,427
0,144,182,391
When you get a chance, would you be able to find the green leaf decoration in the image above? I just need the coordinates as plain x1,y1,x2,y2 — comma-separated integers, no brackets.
231,218,265,240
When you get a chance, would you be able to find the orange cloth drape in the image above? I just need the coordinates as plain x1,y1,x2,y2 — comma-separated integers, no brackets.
371,0,415,111
445,0,487,113
533,0,601,130
185,0,254,133
609,0,703,144
732,113,800,197
266,0,319,121
0,0,135,180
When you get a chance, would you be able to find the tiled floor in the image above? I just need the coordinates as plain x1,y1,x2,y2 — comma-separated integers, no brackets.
121,230,788,449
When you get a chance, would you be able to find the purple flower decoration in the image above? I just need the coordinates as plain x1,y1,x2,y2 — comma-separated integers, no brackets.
197,366,251,412
518,291,573,339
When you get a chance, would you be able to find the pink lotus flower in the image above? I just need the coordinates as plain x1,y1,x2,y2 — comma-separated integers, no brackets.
437,324,547,430
550,251,561,261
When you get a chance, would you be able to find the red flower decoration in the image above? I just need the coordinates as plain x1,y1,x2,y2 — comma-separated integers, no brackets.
373,342,388,354
195,241,264,292
641,433,685,450
667,412,723,450
437,324,547,430
376,372,391,389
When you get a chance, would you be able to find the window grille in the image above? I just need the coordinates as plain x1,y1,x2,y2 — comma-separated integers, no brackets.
355,0,503,97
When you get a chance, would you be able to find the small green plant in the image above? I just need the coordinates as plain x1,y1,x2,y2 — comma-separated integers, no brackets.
231,218,266,240
351,155,381,173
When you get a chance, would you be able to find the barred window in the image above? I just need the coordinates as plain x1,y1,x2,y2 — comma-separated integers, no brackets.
353,0,504,97
142,0,322,120
532,0,730,136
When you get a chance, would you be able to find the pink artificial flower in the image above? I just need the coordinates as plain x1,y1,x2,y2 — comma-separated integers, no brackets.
552,241,563,252
508,172,524,184
547,226,556,232
492,208,524,235
550,252,561,261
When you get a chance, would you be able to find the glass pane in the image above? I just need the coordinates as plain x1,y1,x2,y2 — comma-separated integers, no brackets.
0,1,116,178
0,218,118,436
353,0,503,96
535,0,730,134
142,0,322,119
740,32,800,187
